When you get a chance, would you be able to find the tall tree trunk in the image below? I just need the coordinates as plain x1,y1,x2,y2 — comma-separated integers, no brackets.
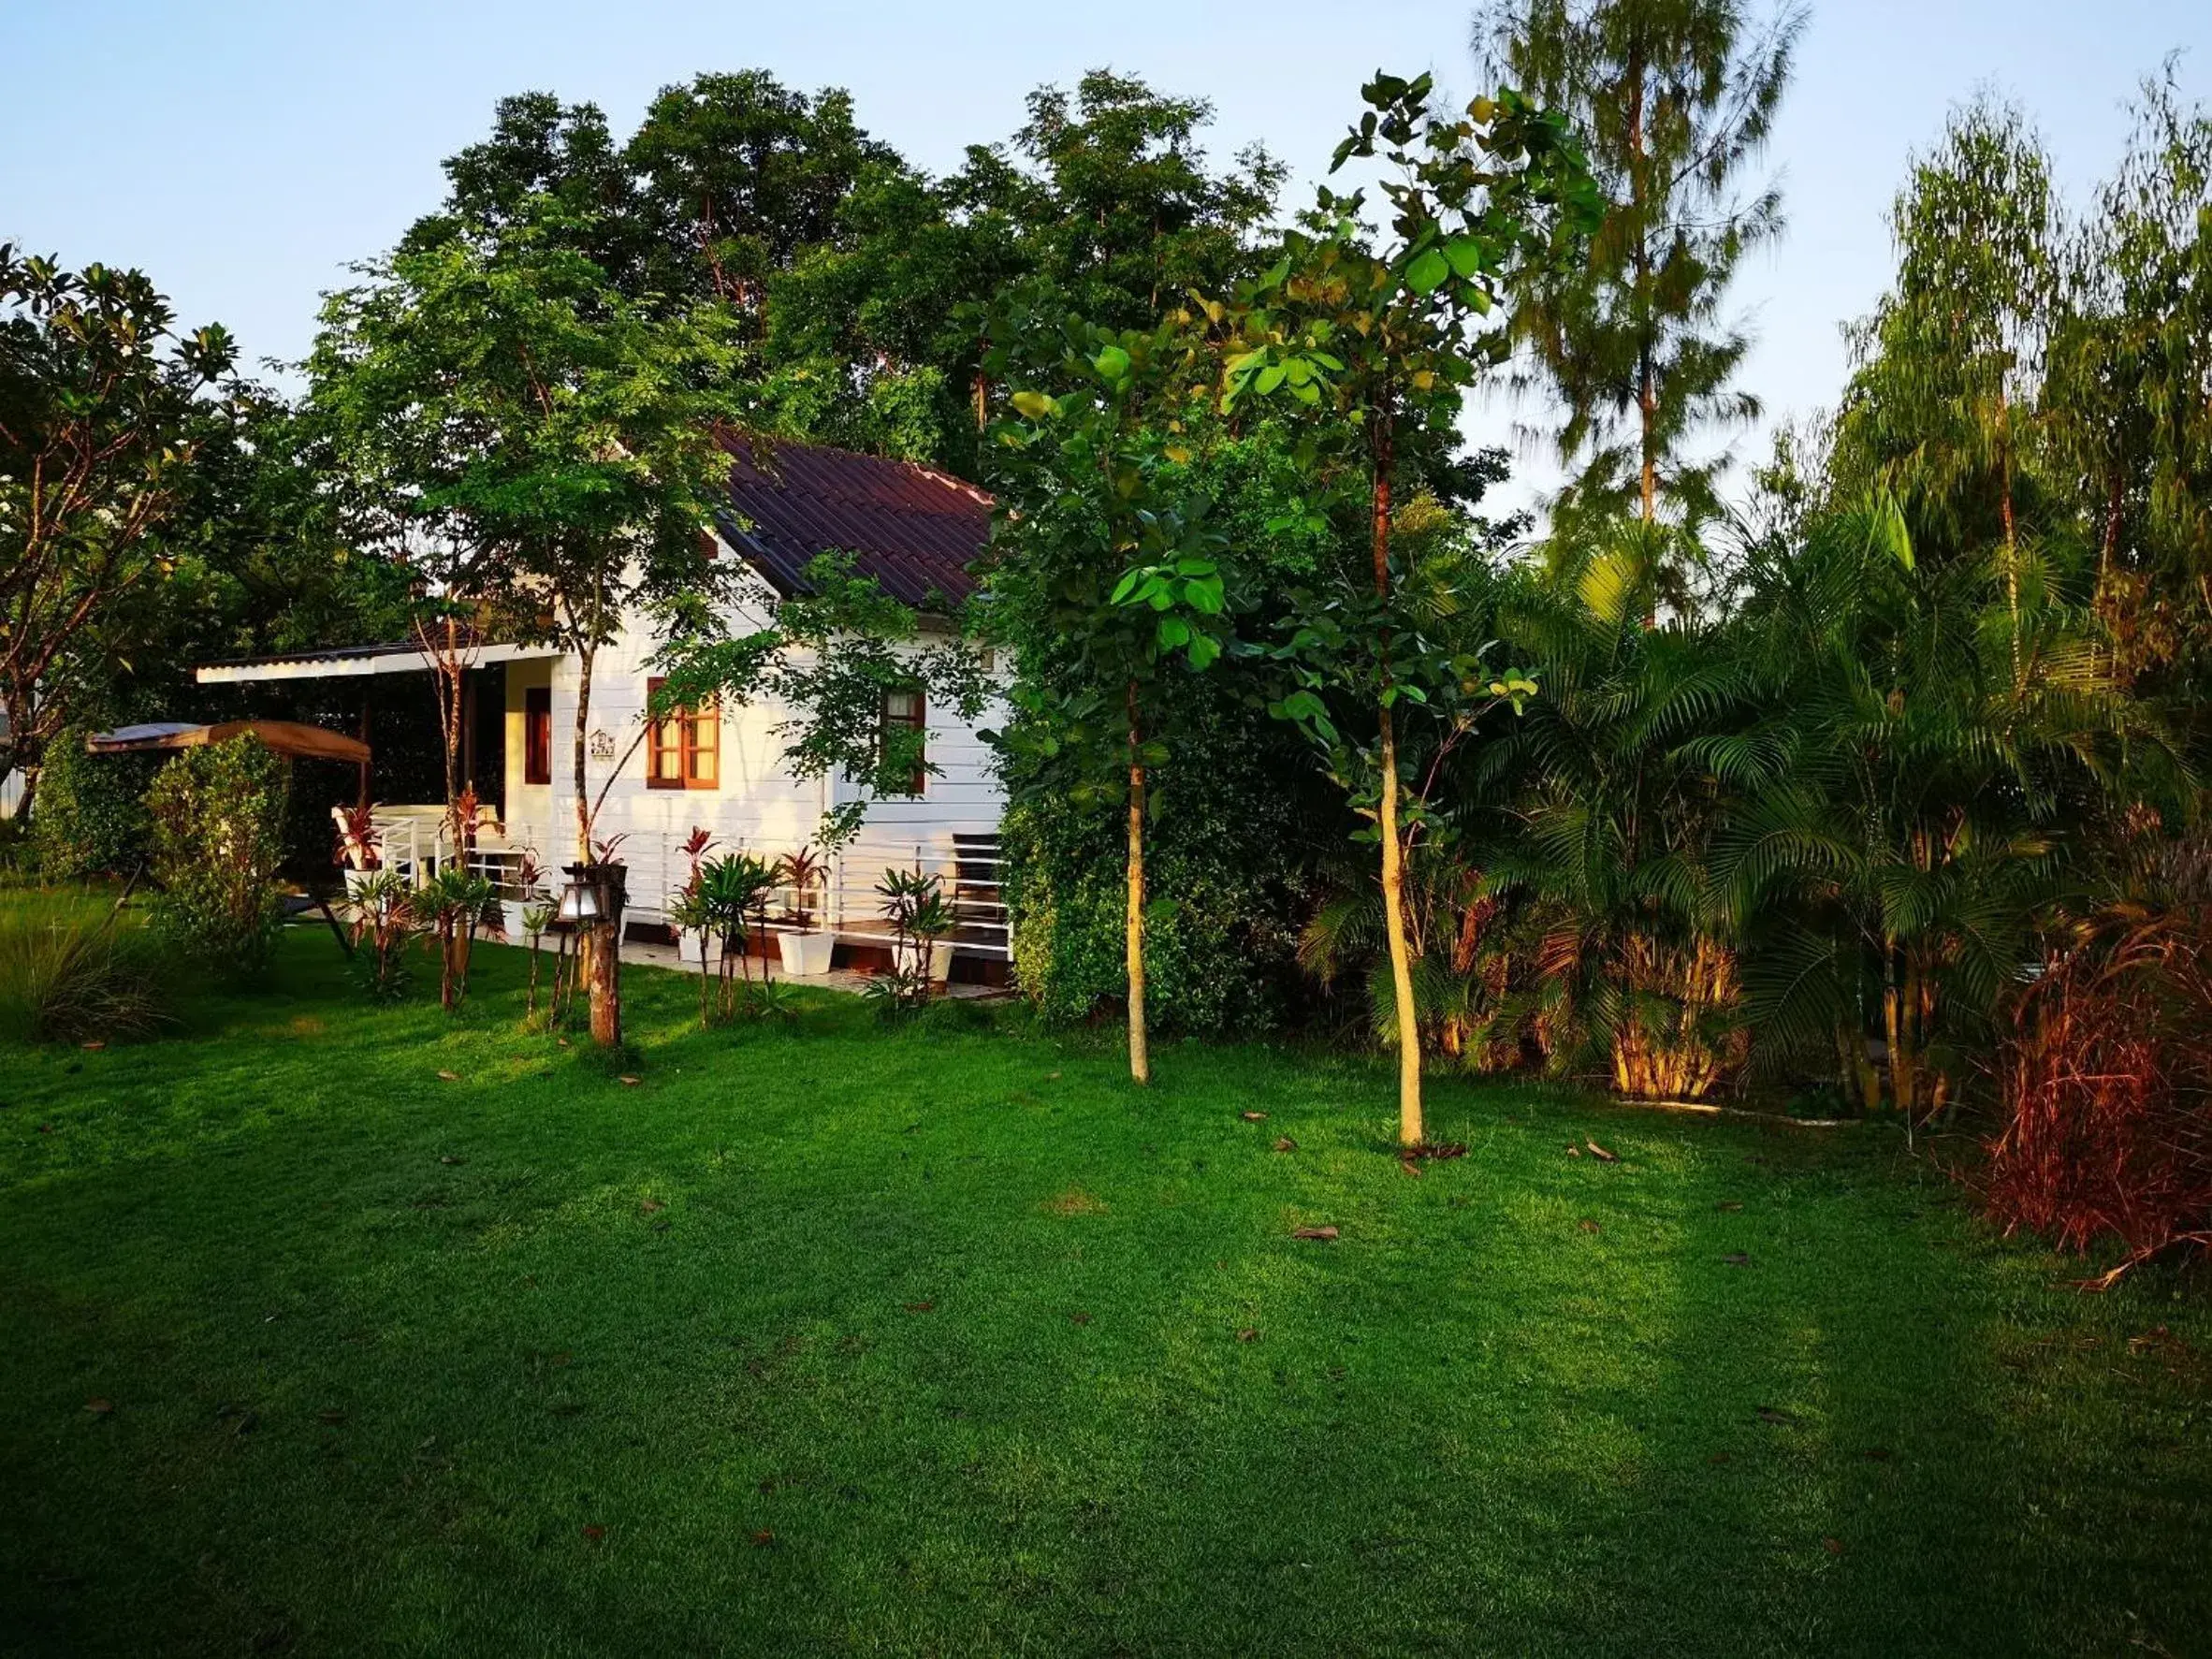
1371,415,1423,1146
1628,51,1661,629
1999,386,2022,685
1125,680,1150,1086
573,641,595,863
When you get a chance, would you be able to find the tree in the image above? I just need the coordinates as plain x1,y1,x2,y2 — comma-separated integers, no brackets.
1226,72,1596,1144
628,71,903,316
1833,97,2059,673
983,299,1242,1084
2045,68,2212,694
309,196,745,1044
0,249,236,811
1475,0,1802,605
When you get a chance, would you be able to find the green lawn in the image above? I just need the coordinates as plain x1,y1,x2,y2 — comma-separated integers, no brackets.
1,930,2206,1657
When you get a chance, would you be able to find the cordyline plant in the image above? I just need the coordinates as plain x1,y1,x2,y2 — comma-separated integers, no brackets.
1218,72,1598,1145
984,291,1237,1085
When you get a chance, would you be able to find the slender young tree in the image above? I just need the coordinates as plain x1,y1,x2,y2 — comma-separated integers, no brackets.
982,299,1236,1085
1227,73,1594,1144
1475,0,1802,604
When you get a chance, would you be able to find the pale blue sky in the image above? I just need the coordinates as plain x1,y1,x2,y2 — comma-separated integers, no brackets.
4,1,2206,512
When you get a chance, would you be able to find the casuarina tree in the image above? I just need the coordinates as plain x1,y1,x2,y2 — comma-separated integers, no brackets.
1475,0,1803,609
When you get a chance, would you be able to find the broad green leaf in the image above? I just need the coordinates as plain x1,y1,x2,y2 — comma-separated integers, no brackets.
1405,247,1450,294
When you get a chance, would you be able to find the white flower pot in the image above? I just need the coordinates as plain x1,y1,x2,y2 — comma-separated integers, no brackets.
895,938,953,983
498,899,531,943
342,866,377,900
778,928,837,978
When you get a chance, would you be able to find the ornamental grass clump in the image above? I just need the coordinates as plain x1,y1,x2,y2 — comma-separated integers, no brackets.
0,891,171,1044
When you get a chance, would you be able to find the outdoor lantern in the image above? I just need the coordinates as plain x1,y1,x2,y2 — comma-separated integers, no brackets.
558,864,601,923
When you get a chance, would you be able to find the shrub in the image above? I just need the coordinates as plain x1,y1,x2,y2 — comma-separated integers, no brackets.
1001,746,1314,1037
32,728,154,880
0,891,171,1043
145,736,291,978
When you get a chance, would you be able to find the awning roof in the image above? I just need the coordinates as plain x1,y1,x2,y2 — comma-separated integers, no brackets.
194,640,563,685
88,720,371,764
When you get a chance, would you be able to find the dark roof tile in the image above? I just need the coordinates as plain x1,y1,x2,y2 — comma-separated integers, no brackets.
716,434,991,611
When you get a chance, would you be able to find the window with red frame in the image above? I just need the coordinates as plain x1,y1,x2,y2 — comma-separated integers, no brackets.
646,677,720,790
522,687,552,786
880,687,926,796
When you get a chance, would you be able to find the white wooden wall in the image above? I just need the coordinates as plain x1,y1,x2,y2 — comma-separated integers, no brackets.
499,561,1007,923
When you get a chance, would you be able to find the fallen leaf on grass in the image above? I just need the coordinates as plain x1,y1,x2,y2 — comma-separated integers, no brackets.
904,1301,935,1314
1241,1111,1269,1122
316,1408,346,1426
1716,1201,1743,1213
1863,1447,1892,1462
1291,1225,1340,1242
83,1398,112,1416
1585,1140,1619,1162
1398,1158,1423,1178
80,1041,105,1053
1408,1142,1468,1160
1564,1144,1581,1157
1822,1536,1846,1557
1722,1252,1753,1268
1755,1405,1802,1426
640,1198,664,1214
439,1155,466,1167
1237,1328,1260,1343
1578,1218,1602,1234
581,1524,605,1544
751,1529,776,1548
1272,1137,1298,1153
1707,1451,1731,1465
1070,1312,1092,1326
618,1075,641,1087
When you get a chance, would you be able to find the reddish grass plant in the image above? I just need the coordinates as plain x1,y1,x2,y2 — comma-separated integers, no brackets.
1987,905,2212,1284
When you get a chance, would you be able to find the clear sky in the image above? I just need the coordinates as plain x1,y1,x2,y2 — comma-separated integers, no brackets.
3,0,2206,512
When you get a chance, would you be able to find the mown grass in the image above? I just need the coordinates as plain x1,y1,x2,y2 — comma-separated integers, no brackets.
0,924,2206,1656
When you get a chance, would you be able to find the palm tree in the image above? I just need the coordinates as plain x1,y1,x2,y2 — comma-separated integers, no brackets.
1713,493,2180,1120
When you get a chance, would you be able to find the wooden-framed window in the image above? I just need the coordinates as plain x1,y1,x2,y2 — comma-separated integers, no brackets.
880,687,926,796
647,677,720,790
522,687,552,786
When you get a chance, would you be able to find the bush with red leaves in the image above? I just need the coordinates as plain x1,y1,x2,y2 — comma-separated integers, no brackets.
1987,906,2212,1281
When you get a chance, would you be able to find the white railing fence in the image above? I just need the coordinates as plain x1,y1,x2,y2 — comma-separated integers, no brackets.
635,830,1009,962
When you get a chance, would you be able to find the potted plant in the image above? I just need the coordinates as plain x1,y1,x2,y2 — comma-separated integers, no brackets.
500,848,548,943
877,865,955,990
333,803,382,900
775,844,837,977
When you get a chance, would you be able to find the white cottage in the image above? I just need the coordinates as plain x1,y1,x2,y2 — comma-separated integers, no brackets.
195,439,1010,980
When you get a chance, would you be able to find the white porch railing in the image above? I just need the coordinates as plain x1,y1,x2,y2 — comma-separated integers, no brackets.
628,829,1009,962
340,808,1010,964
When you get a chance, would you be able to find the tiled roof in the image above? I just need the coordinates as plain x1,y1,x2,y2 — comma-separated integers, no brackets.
716,434,992,612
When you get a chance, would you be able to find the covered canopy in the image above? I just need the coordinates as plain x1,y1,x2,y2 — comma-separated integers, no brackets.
86,720,371,764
